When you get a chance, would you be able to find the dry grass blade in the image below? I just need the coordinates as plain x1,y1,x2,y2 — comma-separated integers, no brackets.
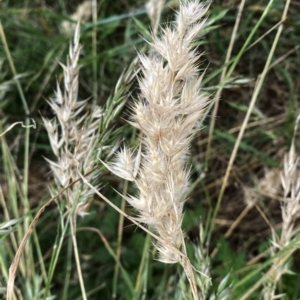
0,119,36,138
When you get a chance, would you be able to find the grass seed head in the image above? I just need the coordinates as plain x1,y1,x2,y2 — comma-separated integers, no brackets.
108,1,210,264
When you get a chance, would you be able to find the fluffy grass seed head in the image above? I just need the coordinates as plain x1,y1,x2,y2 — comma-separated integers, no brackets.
44,24,102,215
107,1,210,264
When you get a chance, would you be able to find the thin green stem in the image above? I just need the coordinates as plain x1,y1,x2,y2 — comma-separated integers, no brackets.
0,20,37,282
23,117,35,279
141,238,150,300
42,214,70,300
0,22,29,115
0,126,26,276
112,181,128,298
92,0,98,105
32,230,47,284
70,215,87,300
135,234,150,299
77,227,137,299
62,235,73,300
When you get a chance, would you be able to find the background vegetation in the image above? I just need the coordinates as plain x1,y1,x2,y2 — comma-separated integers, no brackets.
0,0,299,299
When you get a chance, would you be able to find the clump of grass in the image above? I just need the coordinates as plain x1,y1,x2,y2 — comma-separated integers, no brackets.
5,22,103,300
4,6,139,297
104,1,210,298
3,0,300,299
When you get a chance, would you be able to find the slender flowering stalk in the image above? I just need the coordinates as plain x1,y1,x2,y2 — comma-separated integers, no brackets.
43,24,102,215
263,116,300,299
43,24,102,300
105,1,210,298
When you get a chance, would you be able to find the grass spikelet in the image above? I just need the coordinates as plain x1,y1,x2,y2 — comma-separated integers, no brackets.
146,0,165,35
